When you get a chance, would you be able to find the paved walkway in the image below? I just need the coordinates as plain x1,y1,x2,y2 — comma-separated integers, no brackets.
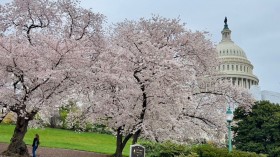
0,143,111,157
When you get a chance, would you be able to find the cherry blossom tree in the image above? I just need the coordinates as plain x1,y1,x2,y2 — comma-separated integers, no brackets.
74,16,254,157
0,0,105,156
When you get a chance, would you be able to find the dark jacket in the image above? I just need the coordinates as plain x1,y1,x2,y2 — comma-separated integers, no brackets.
32,137,40,147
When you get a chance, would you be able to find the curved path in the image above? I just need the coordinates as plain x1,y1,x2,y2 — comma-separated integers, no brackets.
0,143,111,157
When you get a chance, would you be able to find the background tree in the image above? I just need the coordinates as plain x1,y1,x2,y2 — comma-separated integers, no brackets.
0,0,105,156
59,100,79,129
233,101,280,156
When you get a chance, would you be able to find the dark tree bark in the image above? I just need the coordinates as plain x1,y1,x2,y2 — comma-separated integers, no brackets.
2,115,31,157
132,129,141,144
115,130,124,157
114,127,133,157
131,70,148,145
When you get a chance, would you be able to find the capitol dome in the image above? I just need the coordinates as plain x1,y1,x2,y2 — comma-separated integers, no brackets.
216,17,259,89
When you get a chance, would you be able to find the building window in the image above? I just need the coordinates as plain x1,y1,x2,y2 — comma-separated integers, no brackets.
227,65,229,70
236,65,238,71
232,65,234,70
240,65,242,71
223,65,225,70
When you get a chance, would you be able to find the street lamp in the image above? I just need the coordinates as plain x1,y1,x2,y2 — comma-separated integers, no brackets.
226,106,233,152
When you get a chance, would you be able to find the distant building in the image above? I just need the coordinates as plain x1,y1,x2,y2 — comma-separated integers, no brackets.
216,17,280,104
250,85,280,104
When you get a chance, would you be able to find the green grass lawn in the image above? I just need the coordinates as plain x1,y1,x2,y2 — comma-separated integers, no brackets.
0,124,131,156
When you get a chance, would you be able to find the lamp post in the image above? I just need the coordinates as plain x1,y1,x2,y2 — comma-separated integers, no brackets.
226,106,233,152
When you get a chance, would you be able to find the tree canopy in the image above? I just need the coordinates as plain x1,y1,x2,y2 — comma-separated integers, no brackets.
70,16,255,157
233,101,280,156
0,0,105,156
0,1,255,157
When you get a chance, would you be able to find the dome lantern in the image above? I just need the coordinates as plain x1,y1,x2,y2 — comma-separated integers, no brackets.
221,17,233,43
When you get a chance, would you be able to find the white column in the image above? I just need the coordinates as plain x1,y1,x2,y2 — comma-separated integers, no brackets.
248,79,251,88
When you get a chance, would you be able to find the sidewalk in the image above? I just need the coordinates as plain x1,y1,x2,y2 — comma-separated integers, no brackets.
0,143,111,157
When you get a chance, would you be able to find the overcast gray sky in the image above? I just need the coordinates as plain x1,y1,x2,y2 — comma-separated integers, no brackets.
1,0,280,93
79,0,280,93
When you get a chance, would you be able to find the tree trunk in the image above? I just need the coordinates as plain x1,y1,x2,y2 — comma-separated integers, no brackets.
114,127,133,157
132,129,141,144
114,132,124,157
2,116,30,157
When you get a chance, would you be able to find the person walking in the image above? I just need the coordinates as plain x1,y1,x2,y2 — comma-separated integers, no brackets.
32,134,40,157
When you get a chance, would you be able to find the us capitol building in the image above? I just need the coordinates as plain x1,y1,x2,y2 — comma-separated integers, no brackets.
217,17,280,104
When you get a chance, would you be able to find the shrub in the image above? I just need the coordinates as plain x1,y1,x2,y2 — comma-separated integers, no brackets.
85,123,113,135
140,140,265,157
268,147,280,157
140,140,191,157
193,144,264,157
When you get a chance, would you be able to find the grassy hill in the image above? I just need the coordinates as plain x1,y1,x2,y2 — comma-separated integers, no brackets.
0,124,131,156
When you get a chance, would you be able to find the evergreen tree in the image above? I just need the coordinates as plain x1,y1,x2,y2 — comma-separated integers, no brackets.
233,101,280,156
